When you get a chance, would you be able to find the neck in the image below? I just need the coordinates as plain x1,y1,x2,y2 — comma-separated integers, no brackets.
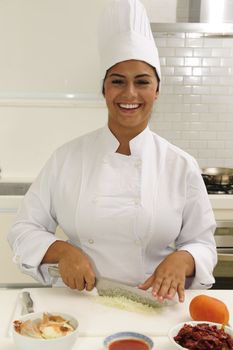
108,123,147,155
116,142,131,155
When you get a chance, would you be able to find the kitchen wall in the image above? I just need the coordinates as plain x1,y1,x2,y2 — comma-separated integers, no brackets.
0,0,233,179
0,0,107,95
0,103,107,179
0,0,108,179
151,31,233,168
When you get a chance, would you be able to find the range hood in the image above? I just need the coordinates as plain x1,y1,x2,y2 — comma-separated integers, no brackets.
151,0,233,35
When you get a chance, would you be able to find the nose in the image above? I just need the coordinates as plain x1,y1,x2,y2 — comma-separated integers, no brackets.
122,82,137,99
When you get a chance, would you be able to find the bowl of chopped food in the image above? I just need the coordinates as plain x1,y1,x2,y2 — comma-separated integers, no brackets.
12,311,78,350
168,321,233,350
103,331,154,350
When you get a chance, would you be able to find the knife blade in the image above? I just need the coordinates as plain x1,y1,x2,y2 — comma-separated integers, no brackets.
21,291,34,314
95,277,176,308
48,265,176,308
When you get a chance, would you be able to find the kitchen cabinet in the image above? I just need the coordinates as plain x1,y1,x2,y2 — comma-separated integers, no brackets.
209,195,233,287
209,195,233,221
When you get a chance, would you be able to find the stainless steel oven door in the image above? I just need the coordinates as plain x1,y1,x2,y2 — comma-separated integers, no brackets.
214,221,233,279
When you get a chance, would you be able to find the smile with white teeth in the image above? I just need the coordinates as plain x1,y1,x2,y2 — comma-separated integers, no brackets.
119,103,140,109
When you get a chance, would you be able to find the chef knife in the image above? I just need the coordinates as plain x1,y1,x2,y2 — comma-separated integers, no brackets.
48,265,175,308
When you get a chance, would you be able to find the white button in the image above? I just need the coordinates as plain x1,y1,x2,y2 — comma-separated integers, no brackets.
135,240,141,246
88,239,94,244
92,197,98,203
134,198,140,205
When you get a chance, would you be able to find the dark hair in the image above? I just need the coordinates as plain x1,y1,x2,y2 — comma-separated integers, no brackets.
102,66,160,95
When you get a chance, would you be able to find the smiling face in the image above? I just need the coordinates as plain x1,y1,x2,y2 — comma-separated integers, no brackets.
103,60,159,138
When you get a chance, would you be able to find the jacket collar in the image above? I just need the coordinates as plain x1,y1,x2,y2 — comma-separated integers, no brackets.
101,125,153,157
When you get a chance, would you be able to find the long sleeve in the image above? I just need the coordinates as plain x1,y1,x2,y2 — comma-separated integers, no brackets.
7,152,60,284
176,164,217,289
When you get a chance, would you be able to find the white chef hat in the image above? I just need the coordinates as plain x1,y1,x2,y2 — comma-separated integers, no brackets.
98,0,161,85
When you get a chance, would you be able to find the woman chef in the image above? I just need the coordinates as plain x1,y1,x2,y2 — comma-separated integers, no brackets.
8,0,217,303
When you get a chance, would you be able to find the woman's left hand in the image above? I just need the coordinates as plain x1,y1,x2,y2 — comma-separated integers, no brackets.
138,251,195,303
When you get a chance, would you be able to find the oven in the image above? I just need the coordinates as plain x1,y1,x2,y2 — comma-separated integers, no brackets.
201,167,233,289
212,220,233,289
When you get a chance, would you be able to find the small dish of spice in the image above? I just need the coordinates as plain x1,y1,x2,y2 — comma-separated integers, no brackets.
103,331,153,350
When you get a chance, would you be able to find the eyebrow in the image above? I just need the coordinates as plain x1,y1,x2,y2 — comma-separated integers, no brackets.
109,73,152,78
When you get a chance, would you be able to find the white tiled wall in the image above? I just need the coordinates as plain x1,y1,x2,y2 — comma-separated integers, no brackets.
151,32,233,168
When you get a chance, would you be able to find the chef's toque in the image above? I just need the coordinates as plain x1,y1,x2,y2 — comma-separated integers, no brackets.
98,0,161,85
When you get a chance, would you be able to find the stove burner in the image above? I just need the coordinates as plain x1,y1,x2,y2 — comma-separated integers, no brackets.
201,174,233,194
205,184,233,194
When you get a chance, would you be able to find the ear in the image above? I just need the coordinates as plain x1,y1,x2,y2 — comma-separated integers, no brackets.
154,90,159,101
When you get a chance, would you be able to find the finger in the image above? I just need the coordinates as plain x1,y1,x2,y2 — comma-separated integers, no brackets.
151,276,164,297
154,278,172,301
69,278,77,290
138,275,154,290
75,276,85,291
85,274,96,291
62,276,76,290
177,284,185,303
166,282,178,299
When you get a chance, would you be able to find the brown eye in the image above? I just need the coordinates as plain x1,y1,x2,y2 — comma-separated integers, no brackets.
136,80,150,85
112,79,124,85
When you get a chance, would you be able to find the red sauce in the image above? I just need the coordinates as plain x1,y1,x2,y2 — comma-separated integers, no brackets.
109,338,149,350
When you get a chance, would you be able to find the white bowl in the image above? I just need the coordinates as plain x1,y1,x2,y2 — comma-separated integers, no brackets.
168,321,233,349
12,311,79,350
103,331,154,349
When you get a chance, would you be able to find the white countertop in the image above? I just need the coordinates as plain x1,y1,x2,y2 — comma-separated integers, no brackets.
1,288,233,350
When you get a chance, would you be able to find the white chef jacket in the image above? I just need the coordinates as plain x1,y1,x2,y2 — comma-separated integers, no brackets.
8,126,217,288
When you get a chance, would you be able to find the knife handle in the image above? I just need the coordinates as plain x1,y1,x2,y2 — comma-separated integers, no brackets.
48,265,61,278
48,266,102,289
21,291,34,313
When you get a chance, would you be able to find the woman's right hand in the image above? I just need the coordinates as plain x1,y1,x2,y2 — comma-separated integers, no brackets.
42,240,96,291
58,244,96,291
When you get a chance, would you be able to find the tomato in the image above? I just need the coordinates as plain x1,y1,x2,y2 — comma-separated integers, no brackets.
189,295,230,325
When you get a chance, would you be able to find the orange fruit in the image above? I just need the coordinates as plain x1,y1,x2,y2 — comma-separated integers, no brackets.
189,294,230,325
